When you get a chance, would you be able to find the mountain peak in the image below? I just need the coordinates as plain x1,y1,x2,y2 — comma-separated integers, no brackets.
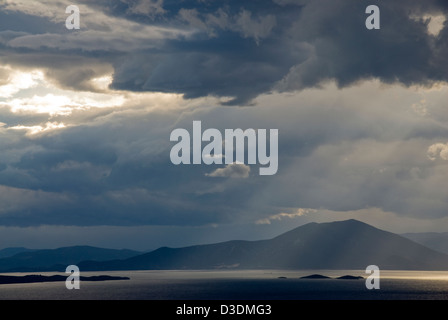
272,219,376,241
79,219,448,271
320,219,371,227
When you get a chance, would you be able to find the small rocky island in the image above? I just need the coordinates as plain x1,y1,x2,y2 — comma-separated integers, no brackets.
299,274,363,280
336,275,364,280
0,274,129,285
300,274,331,279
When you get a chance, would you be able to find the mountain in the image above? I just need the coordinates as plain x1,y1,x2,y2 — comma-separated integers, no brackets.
78,220,448,271
402,232,448,255
0,246,142,272
0,247,36,259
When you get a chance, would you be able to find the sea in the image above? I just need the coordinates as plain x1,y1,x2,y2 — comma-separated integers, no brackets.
1,270,448,300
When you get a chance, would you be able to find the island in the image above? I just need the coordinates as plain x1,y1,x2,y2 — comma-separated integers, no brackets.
0,274,130,285
336,275,364,280
300,274,331,279
299,274,363,280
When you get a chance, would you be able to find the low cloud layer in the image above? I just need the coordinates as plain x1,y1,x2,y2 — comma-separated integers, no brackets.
206,163,251,179
428,142,448,160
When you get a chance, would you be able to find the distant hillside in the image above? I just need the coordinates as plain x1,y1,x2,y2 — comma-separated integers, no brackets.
0,247,36,259
402,232,448,255
0,246,142,272
79,220,448,271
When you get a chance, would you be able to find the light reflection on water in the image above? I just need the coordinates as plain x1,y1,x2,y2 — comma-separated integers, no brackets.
0,270,448,300
375,270,448,280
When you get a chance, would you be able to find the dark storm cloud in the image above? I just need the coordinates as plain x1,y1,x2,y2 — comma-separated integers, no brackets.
277,0,448,93
106,0,307,104
1,0,448,104
2,0,448,105
111,0,448,104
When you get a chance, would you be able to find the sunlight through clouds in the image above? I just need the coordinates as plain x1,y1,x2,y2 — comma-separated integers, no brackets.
8,92,126,116
0,68,126,117
90,75,113,92
0,66,43,98
9,121,66,136
256,209,317,225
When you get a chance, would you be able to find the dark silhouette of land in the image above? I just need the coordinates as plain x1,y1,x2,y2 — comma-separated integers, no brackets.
78,219,448,271
0,247,36,259
299,274,363,280
0,274,129,285
402,232,448,255
336,275,363,280
3,220,448,272
300,274,331,279
0,246,142,273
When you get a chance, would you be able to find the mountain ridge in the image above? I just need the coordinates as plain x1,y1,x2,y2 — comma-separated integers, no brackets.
0,245,142,273
0,247,37,259
402,232,448,255
78,219,448,271
2,220,448,272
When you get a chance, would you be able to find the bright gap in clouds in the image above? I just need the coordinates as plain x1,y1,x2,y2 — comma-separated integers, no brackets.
0,66,187,118
0,66,190,137
1,70,125,116
0,66,44,99
9,122,66,135
8,92,126,116
0,66,125,135
0,66,129,116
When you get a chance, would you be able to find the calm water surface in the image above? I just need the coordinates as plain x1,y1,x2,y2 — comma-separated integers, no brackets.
1,270,448,300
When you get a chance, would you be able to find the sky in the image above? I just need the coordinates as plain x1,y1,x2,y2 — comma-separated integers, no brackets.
0,0,448,251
